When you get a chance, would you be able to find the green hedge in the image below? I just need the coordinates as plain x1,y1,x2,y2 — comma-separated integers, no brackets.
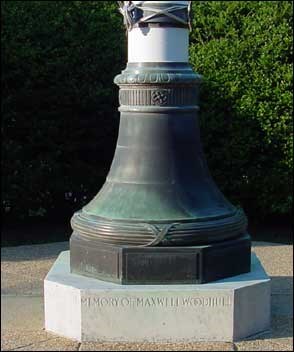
189,1,293,218
2,1,292,223
2,1,126,221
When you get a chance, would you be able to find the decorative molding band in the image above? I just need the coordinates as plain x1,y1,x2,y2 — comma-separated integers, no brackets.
119,87,198,106
71,209,248,247
114,62,202,86
114,72,201,86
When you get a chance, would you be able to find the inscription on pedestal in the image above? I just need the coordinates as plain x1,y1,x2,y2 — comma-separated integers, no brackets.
81,296,232,309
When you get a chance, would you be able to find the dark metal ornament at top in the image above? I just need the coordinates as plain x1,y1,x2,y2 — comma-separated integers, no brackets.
69,1,251,285
118,1,192,31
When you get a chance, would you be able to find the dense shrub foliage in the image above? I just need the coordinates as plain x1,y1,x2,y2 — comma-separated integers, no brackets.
2,1,292,223
190,1,293,218
2,1,126,221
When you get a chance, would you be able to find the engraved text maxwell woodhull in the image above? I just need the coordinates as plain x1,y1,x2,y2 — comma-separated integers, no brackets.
81,296,232,308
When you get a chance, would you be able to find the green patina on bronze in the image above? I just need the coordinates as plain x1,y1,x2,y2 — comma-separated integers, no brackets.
70,63,248,247
69,2,251,284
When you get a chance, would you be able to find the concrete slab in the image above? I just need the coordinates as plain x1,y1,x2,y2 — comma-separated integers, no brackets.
79,342,235,351
1,296,44,331
1,329,79,351
44,251,271,343
253,244,293,295
236,340,293,351
1,242,69,296
1,242,69,262
235,316,293,351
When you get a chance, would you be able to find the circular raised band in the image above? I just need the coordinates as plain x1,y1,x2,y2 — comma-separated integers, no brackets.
71,208,248,247
114,62,202,86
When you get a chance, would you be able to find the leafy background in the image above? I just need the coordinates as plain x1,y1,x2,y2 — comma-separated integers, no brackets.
1,1,293,244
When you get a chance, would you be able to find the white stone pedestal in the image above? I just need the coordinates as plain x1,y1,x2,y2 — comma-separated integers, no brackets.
44,251,271,343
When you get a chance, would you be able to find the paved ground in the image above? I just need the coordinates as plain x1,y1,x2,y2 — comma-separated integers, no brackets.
1,241,293,351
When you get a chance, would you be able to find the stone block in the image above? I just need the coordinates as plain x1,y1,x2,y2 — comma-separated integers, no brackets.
44,251,271,342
